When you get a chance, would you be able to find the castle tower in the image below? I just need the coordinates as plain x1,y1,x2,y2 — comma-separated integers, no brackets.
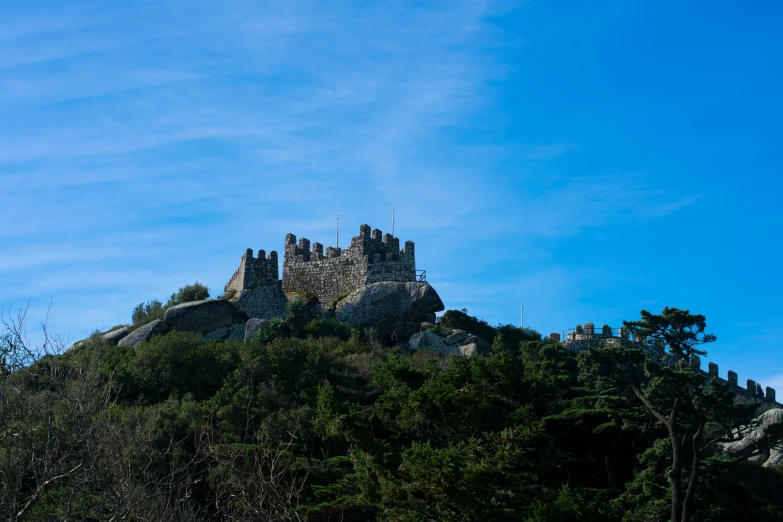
281,223,416,303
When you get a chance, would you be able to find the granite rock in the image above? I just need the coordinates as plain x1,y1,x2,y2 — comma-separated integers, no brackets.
335,282,444,339
164,299,248,333
722,408,783,467
203,327,230,342
443,329,470,346
102,327,131,345
409,331,452,354
230,285,288,320
245,318,271,341
117,320,169,348
459,336,492,357
227,322,246,342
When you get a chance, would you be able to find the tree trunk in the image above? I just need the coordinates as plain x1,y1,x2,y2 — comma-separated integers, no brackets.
681,422,704,522
668,422,683,522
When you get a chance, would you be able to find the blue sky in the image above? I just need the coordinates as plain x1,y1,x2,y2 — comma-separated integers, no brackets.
2,1,782,390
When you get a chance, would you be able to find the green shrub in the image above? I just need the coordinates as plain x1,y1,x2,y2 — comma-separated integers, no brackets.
131,299,165,326
304,318,353,340
285,298,308,338
131,282,210,326
130,331,241,403
252,318,290,342
439,309,497,343
167,281,210,307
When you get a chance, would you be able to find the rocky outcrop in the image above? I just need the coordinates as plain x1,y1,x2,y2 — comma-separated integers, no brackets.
457,336,493,357
408,328,492,358
723,408,783,467
70,326,132,350
409,331,452,354
202,322,247,343
230,285,288,320
102,326,131,345
117,320,169,348
335,282,444,339
163,300,248,333
443,329,470,347
244,318,271,341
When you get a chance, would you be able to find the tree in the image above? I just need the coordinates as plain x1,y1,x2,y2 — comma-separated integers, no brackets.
580,308,754,522
285,298,308,338
131,299,165,326
623,306,716,362
167,282,210,307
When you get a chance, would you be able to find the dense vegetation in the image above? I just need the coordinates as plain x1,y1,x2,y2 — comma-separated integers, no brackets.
1,306,782,521
131,282,210,326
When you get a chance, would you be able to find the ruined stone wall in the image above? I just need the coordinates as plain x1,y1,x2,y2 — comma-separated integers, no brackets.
224,248,279,294
555,322,779,406
282,224,415,304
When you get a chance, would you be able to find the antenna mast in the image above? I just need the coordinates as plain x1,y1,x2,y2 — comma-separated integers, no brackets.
520,306,524,329
336,214,339,248
392,208,395,237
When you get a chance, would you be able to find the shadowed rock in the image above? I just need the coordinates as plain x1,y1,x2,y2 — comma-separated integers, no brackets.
230,285,288,320
164,300,248,333
244,318,271,341
409,331,452,354
335,282,444,339
723,408,783,467
102,327,131,345
118,320,169,348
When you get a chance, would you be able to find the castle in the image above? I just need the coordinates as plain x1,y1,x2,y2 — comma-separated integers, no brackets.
224,224,417,304
553,322,779,405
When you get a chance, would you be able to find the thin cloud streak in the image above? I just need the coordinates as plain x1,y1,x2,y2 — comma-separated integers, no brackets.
1,1,706,357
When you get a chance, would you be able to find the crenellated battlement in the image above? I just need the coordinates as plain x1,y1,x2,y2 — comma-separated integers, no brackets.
282,224,416,303
554,321,780,406
224,247,279,294
225,223,418,304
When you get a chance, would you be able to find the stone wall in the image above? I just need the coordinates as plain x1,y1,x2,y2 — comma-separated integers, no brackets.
555,322,779,406
224,248,279,294
282,224,415,304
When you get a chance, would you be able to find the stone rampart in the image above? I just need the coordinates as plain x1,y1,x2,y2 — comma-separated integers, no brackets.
224,248,279,294
555,322,779,406
282,224,415,304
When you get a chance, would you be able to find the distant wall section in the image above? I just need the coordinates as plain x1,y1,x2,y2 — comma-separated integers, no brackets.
553,321,780,406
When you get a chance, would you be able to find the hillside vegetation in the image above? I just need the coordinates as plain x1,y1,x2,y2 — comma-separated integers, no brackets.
1,305,782,521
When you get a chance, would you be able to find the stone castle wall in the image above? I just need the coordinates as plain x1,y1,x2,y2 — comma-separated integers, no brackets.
553,322,779,406
224,248,279,294
281,224,415,304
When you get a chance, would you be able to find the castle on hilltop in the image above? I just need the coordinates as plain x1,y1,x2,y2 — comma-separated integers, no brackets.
224,224,417,304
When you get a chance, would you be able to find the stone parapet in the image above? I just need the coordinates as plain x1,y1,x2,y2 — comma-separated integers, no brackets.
558,321,780,407
282,224,415,304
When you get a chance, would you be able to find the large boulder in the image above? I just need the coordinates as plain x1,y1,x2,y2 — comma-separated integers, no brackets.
408,330,492,358
409,331,454,355
244,318,271,341
443,329,470,346
723,408,783,467
163,299,248,333
458,335,493,357
117,320,169,348
230,284,288,320
69,326,132,350
335,282,445,339
202,322,247,343
102,326,131,345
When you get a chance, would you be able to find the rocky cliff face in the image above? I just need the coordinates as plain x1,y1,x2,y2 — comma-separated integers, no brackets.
73,280,447,349
334,281,445,339
722,408,783,467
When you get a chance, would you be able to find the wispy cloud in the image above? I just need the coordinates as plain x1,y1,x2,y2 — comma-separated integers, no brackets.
1,0,705,354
